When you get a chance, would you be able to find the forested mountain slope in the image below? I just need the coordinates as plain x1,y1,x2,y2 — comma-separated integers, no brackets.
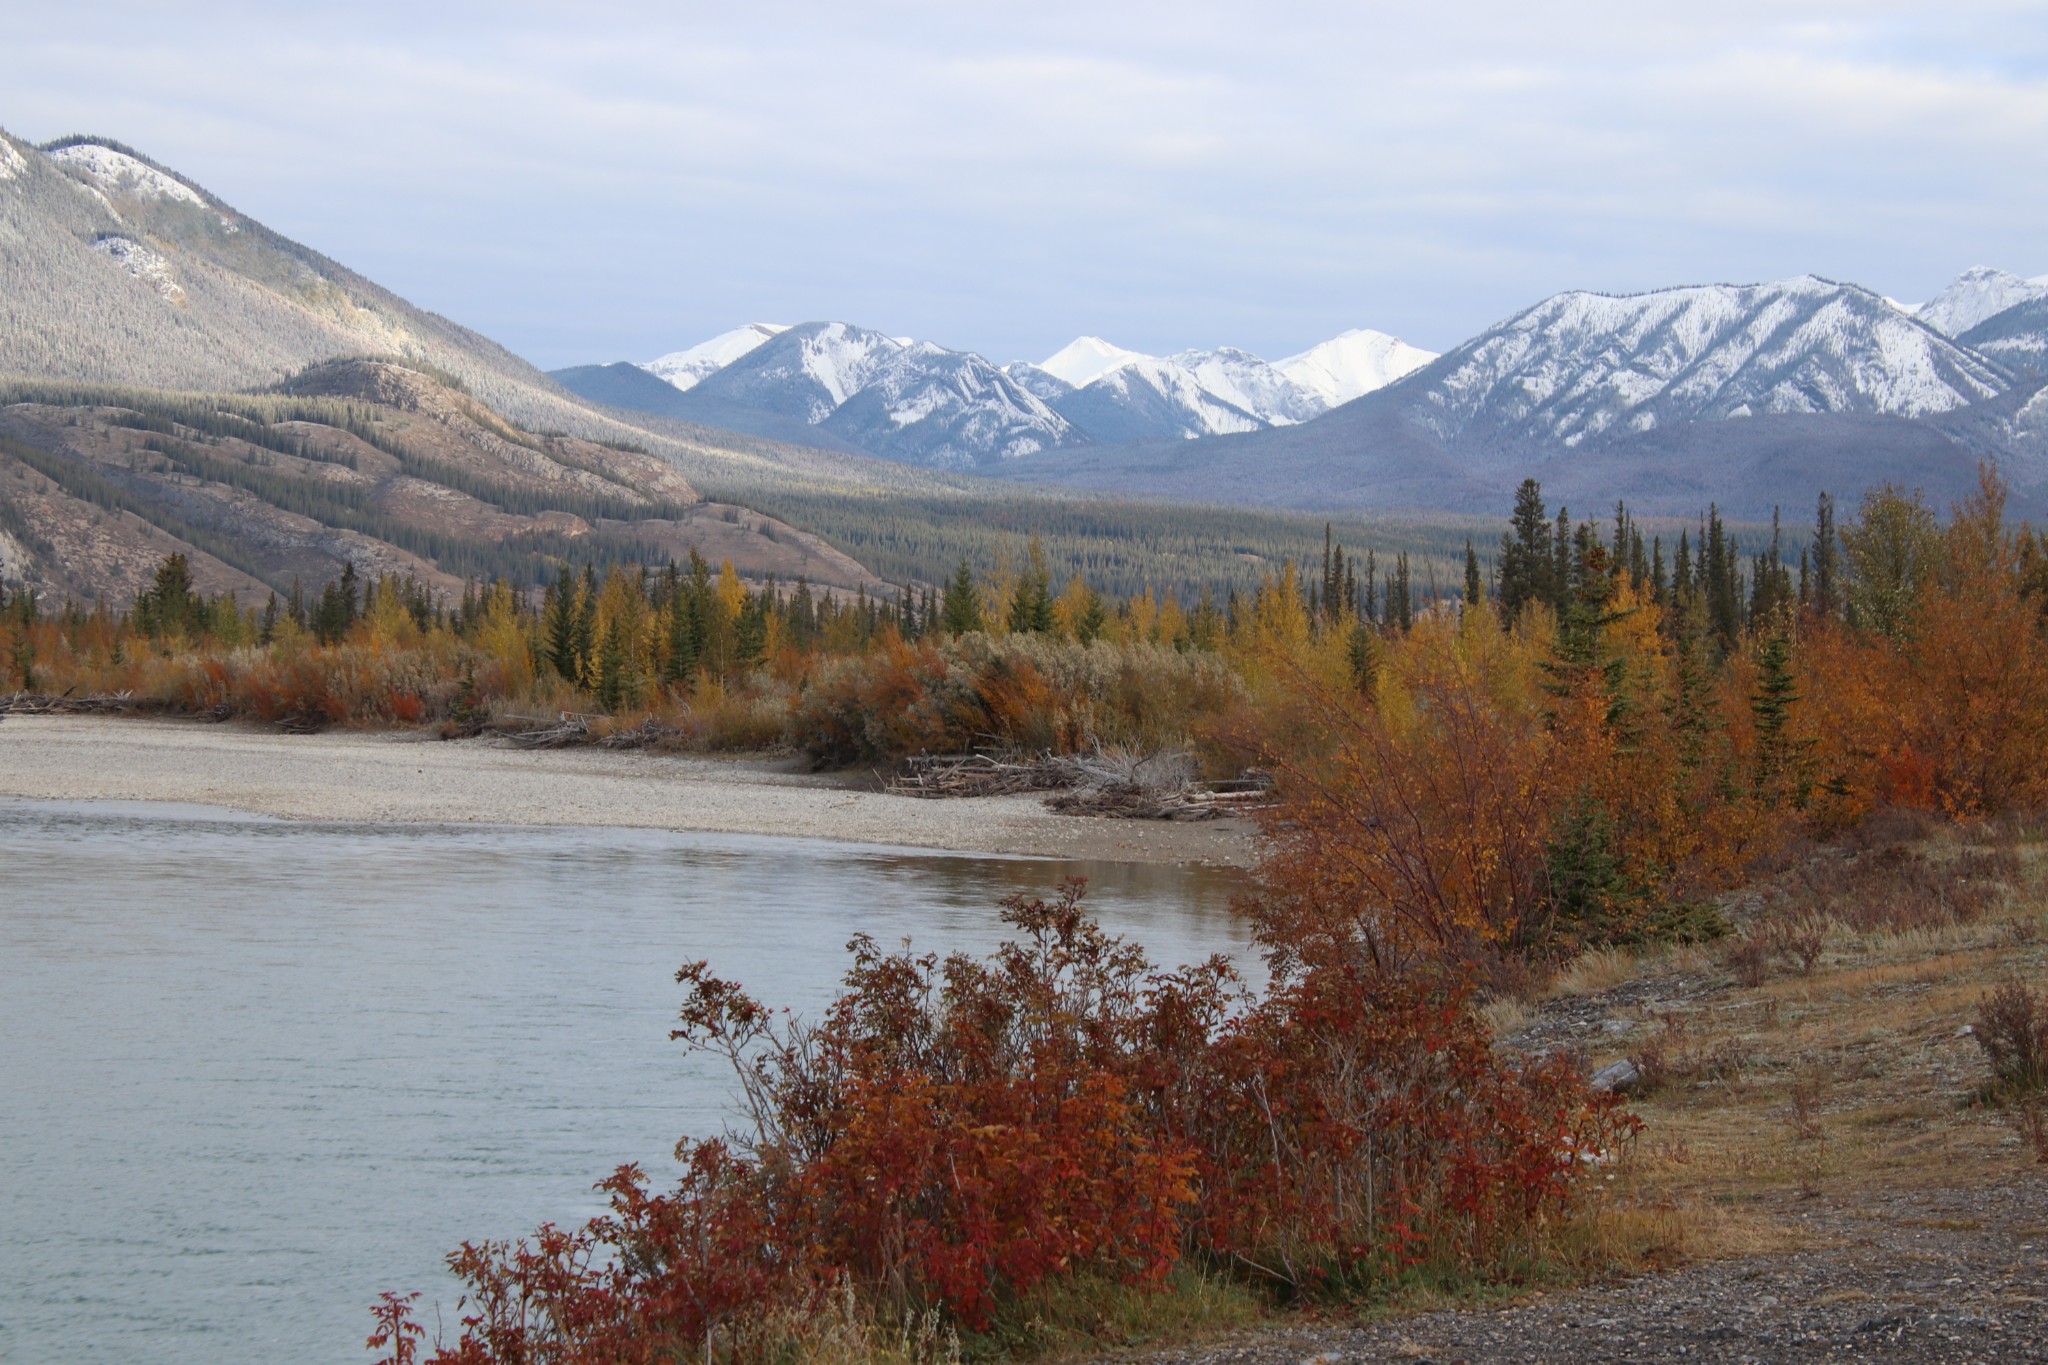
0,360,887,606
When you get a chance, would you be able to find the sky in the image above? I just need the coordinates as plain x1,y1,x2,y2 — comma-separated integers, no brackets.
4,1,2046,369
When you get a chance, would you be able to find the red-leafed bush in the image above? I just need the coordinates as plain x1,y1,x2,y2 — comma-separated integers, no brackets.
386,883,1627,1362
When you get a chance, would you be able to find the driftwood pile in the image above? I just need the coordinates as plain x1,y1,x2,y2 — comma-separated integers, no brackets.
1045,782,1273,822
888,753,1079,798
486,712,683,750
1,691,232,721
890,748,1276,822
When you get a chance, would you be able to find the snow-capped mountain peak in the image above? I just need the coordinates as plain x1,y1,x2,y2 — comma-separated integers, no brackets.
1169,347,1326,426
645,323,789,392
1039,336,1152,388
1276,329,1438,407
1916,267,2048,338
1410,274,2009,462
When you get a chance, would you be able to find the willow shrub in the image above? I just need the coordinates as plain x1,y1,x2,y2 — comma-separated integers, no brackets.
788,633,1242,766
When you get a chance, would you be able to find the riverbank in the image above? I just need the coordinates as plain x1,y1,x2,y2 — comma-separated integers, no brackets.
0,715,1256,866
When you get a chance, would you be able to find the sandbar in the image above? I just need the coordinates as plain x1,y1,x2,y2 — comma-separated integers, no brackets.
0,715,1256,867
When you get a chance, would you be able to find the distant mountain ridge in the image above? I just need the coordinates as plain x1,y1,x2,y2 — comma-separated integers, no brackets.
552,322,1438,469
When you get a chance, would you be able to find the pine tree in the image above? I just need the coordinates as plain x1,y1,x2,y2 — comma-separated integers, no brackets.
1463,539,1483,607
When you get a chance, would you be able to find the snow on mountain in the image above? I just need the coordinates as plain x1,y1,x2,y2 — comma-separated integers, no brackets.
1039,336,1151,388
1960,297,2048,377
1053,357,1264,443
1033,328,1437,436
644,323,788,392
45,142,206,207
1277,329,1437,406
1405,276,2009,463
689,321,907,424
0,139,25,182
1171,347,1327,426
1915,267,2048,338
92,236,185,303
822,342,1079,468
1003,362,1075,403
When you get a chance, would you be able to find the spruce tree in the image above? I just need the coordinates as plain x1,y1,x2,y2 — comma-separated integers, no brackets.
1007,539,1055,634
593,622,628,713
941,560,983,634
1751,632,1807,807
1499,478,1553,622
1463,539,1483,607
571,565,598,687
542,566,579,682
1813,491,1839,619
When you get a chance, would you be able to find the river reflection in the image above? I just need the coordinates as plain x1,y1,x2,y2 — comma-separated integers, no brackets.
0,798,1251,1365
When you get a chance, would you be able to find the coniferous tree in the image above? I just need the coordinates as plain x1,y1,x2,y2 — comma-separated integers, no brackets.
1551,507,1575,616
1813,491,1839,619
593,621,628,712
1463,539,1483,607
733,593,768,672
1390,554,1414,633
542,566,579,682
1346,620,1380,697
1499,479,1553,623
571,566,598,686
940,560,983,634
1751,632,1807,807
1007,539,1056,634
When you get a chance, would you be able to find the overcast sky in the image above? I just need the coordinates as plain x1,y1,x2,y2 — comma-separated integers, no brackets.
5,1,2045,368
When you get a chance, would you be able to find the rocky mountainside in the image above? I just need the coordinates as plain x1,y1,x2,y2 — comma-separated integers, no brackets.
554,322,1436,468
986,273,2048,520
0,131,665,449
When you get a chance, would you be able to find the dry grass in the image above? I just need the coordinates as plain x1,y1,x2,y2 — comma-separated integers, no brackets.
1552,946,1648,998
1552,824,2048,1247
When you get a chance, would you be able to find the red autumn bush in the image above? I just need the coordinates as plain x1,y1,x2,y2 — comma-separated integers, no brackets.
388,883,1626,1362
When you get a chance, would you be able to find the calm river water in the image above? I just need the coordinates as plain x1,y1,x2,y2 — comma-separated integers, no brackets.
0,798,1251,1365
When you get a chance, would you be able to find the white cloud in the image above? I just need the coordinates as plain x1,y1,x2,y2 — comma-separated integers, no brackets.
1,1,2043,363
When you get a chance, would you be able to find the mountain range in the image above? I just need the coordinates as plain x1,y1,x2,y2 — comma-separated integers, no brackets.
984,269,2048,519
552,268,2048,518
8,122,2048,610
552,325,1438,470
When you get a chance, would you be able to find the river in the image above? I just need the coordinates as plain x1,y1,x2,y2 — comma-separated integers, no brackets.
0,798,1250,1365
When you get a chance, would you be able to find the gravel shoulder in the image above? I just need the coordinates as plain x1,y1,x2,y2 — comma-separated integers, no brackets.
0,715,1256,866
